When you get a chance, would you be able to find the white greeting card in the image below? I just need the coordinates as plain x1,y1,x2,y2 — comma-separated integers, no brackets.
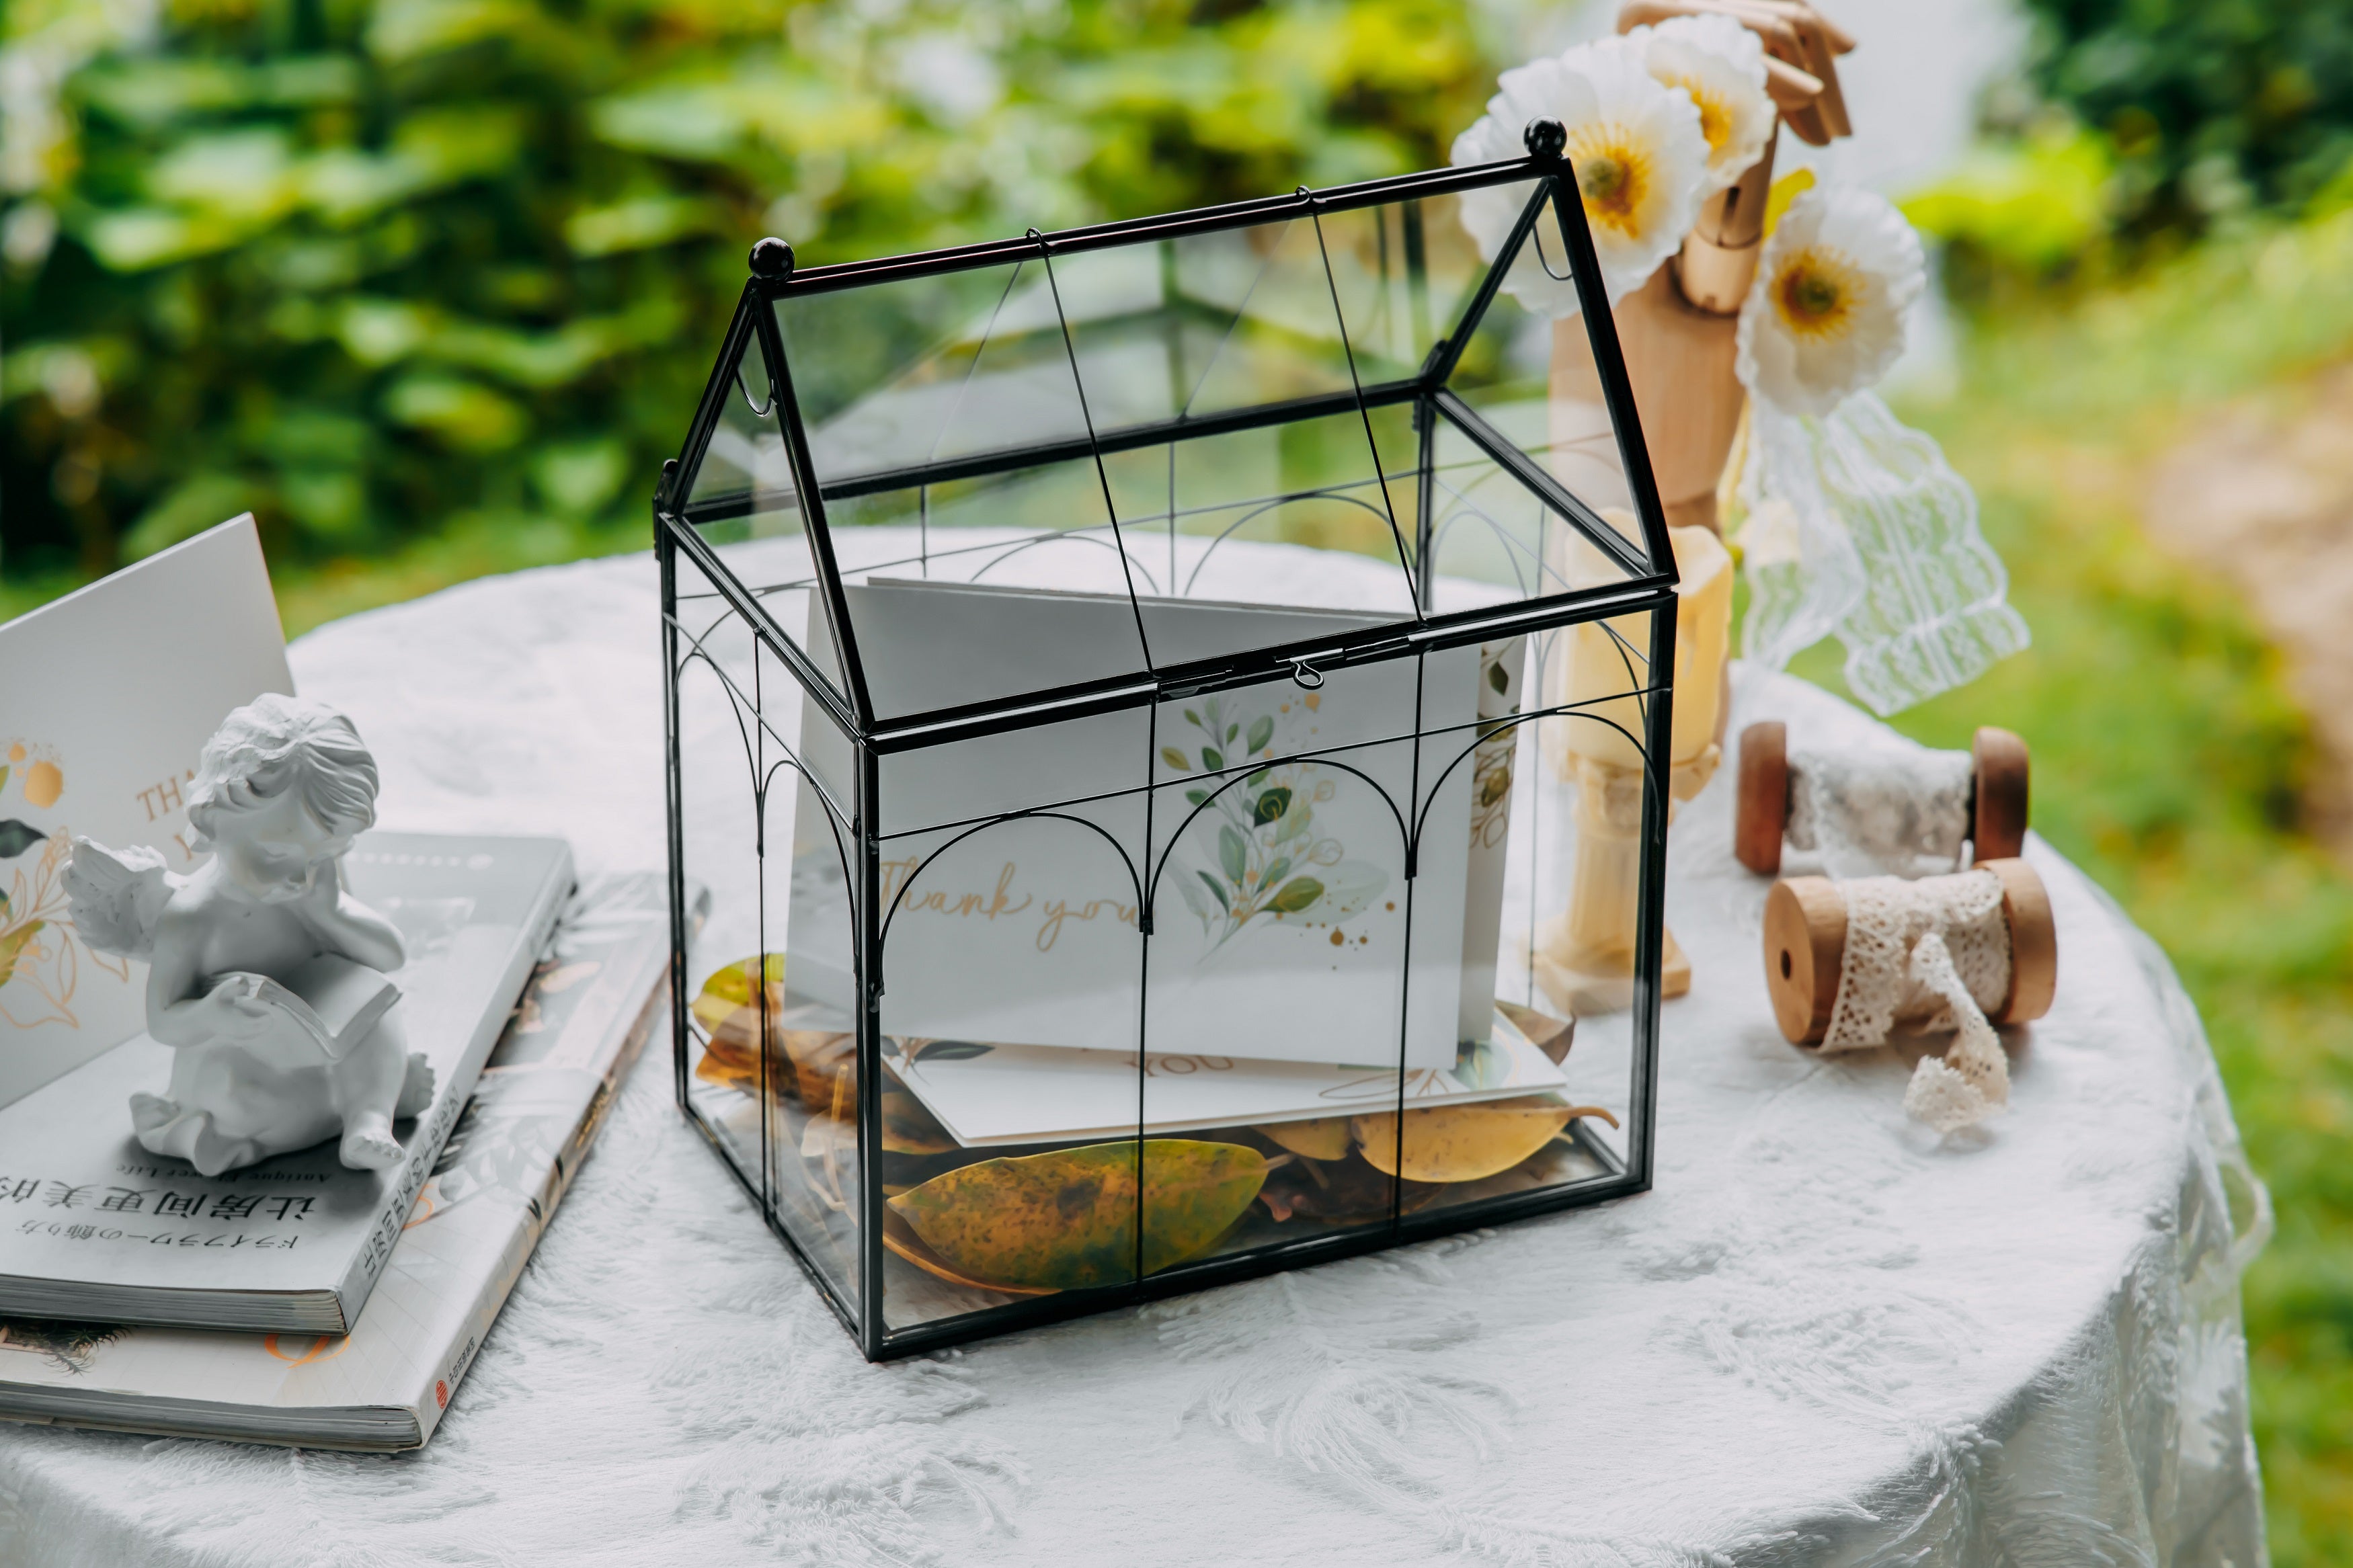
781,577,1483,1071
1458,637,1526,1044
0,517,292,1106
881,1007,1570,1147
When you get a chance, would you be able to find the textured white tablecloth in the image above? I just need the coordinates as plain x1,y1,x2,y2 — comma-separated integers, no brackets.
0,552,2269,1567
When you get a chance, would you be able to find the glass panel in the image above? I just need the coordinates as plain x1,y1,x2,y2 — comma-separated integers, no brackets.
812,413,1439,723
1053,213,1431,654
682,538,852,708
781,212,1487,709
741,640,866,1301
753,759,864,1302
1047,215,1368,430
1405,627,1621,1215
873,796,1148,1330
781,196,1491,501
672,558,763,1022
676,581,867,1314
674,574,764,1202
1441,177,1569,343
670,545,854,805
671,329,850,708
684,332,788,513
673,556,856,1316
779,260,1090,493
1421,418,1638,616
799,407,1425,706
1439,181,1652,577
1140,670,1423,1266
1314,195,1484,389
818,463,1155,725
824,461,1139,588
1106,410,1421,642
1409,600,1673,1216
877,704,1150,839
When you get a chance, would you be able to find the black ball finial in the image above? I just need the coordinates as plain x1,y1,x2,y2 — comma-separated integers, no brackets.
749,237,795,278
1524,118,1567,161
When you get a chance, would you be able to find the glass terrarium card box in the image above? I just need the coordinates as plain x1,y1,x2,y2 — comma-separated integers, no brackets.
657,124,1689,1359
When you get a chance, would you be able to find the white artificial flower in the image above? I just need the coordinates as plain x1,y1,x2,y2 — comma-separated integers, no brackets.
1451,42,1709,315
1624,15,1774,198
1736,185,1925,416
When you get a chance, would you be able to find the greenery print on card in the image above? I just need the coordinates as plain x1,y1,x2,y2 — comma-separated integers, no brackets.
1164,694,1388,950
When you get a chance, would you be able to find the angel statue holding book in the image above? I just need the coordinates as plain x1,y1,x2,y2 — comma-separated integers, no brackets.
63,695,431,1177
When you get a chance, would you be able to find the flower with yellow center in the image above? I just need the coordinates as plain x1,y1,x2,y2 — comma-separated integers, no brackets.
1620,15,1774,198
1450,43,1708,316
1736,185,1925,416
1771,247,1862,338
1562,116,1653,238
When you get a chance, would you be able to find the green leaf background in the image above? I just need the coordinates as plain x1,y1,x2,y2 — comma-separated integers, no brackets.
0,0,1495,601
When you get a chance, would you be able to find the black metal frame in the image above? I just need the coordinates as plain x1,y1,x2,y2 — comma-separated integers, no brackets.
657,128,1681,1360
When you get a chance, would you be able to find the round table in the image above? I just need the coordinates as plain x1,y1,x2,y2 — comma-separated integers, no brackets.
0,553,2268,1567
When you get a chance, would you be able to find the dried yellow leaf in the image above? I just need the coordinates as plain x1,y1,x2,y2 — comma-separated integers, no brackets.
1259,1117,1353,1161
888,1139,1267,1290
881,1087,956,1155
1352,1096,1589,1183
882,1209,1059,1296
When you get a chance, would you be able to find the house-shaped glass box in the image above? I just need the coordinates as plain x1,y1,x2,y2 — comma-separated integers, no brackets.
659,122,1687,1359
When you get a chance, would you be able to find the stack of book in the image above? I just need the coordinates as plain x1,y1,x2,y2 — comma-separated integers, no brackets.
0,518,676,1450
0,868,676,1450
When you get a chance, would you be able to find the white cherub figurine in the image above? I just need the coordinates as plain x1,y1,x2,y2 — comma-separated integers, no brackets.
65,695,431,1177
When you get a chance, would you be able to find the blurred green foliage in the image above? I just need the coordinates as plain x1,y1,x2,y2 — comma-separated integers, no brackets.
1911,0,2353,294
1901,118,2116,297
1997,0,2353,239
0,0,1492,593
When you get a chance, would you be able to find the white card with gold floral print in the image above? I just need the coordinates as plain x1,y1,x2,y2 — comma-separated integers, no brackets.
0,517,292,1106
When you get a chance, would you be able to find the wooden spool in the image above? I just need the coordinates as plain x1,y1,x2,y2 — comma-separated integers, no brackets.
1761,856,2058,1046
1969,727,2030,861
1734,719,1790,875
1733,722,2031,876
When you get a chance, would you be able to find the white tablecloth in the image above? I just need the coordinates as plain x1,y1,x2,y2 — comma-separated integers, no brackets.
0,552,2268,1567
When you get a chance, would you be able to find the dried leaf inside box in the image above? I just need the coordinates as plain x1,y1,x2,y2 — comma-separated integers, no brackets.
658,130,1684,1358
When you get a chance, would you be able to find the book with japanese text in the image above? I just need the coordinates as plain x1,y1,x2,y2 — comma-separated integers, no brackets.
0,874,669,1450
0,831,571,1334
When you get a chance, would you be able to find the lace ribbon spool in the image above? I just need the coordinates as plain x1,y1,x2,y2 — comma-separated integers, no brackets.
1763,859,2057,1130
1734,720,2028,877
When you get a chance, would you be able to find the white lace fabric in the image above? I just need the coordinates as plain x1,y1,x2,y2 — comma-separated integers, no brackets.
1737,393,2032,716
1786,743,1973,876
1820,868,2013,1132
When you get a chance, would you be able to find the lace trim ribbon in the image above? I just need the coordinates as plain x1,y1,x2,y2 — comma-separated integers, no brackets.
1819,867,2013,1132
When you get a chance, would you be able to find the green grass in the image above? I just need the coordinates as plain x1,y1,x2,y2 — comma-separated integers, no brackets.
1792,210,2353,1565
